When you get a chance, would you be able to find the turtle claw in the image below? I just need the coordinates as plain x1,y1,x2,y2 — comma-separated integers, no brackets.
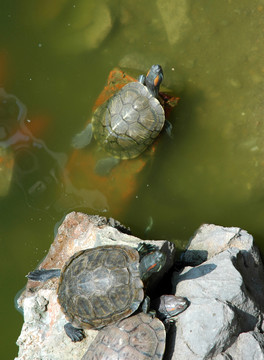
64,323,85,342
70,329,85,342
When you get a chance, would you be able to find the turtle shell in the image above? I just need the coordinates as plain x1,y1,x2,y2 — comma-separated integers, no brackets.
92,81,165,159
57,245,144,329
81,312,166,360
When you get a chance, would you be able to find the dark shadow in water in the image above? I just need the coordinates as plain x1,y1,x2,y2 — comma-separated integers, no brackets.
252,232,264,260
163,84,207,151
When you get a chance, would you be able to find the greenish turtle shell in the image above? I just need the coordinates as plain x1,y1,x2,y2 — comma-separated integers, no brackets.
92,81,165,159
81,312,166,360
57,245,144,329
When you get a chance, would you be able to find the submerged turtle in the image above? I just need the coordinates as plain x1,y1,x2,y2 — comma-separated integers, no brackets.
27,243,166,342
72,65,169,174
82,295,189,360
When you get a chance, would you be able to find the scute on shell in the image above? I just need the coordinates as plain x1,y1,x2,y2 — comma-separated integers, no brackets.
92,82,165,159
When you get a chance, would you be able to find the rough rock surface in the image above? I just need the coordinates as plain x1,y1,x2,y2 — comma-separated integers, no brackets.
172,224,264,360
15,218,264,360
15,212,175,360
215,331,264,360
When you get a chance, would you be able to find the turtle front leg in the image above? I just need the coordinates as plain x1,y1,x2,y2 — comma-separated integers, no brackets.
71,123,93,149
64,323,85,342
27,268,61,282
138,74,146,84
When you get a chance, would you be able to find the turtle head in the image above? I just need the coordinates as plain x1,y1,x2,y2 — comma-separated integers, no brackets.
151,294,189,330
145,64,163,98
156,295,189,319
139,250,166,282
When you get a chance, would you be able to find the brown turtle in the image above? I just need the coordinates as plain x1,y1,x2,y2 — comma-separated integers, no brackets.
27,243,166,342
81,295,189,360
71,65,169,175
73,65,165,160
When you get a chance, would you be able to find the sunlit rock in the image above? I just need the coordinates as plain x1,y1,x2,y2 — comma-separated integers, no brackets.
172,224,264,359
15,218,264,359
15,212,175,360
215,332,264,360
181,223,256,264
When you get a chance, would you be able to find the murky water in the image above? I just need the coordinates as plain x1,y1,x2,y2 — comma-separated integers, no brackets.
1,0,264,358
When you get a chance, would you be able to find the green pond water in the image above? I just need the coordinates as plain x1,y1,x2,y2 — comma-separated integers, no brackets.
1,0,264,358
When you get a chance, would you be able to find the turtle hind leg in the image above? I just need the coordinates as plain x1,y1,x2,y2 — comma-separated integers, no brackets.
141,296,151,314
164,119,173,138
26,268,61,282
64,323,85,342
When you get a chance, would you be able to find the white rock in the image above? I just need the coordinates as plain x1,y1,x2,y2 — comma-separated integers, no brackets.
15,219,264,360
172,299,237,359
15,212,175,360
171,224,264,359
182,224,255,263
224,331,264,360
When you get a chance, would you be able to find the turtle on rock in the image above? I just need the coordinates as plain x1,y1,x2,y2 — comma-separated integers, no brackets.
72,65,170,175
27,243,166,342
82,294,189,360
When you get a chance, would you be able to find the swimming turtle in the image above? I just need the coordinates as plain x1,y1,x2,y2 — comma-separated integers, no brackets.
72,65,169,174
27,243,166,342
81,294,189,360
